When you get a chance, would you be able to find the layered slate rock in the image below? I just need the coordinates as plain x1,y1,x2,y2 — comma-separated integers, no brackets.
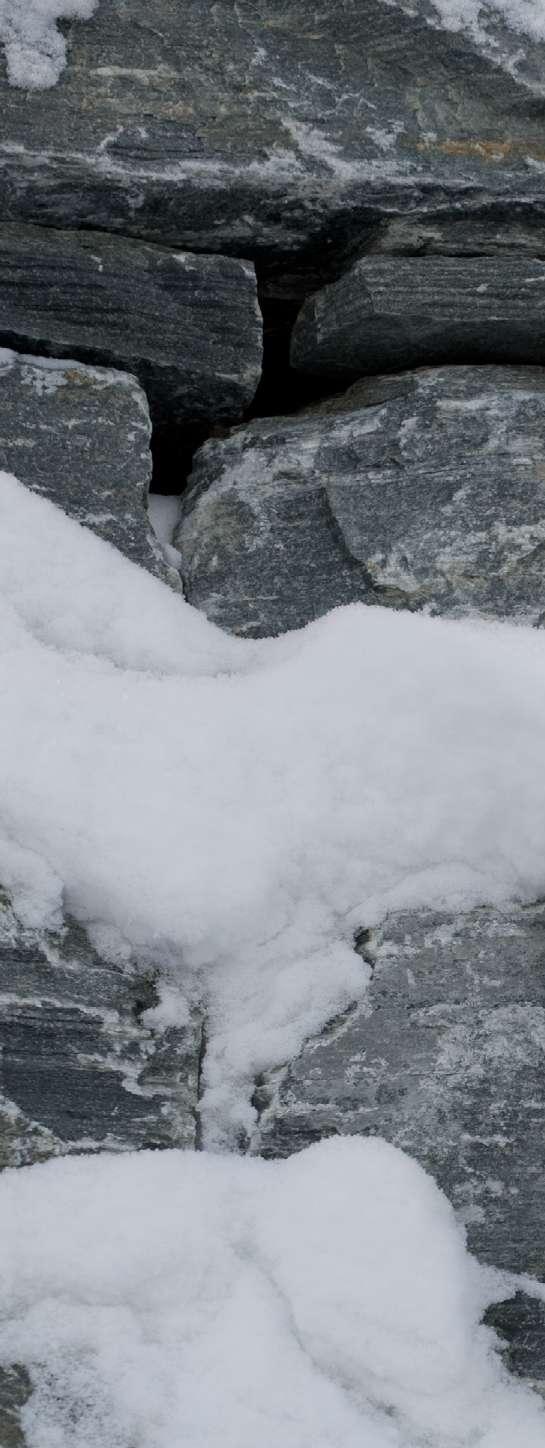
0,349,177,584
291,256,545,379
252,902,545,1387
1,2,545,264
177,365,545,636
0,226,261,426
0,883,201,1165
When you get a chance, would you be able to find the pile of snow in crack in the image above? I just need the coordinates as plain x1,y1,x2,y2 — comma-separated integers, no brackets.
2,471,545,1443
1,1137,544,1448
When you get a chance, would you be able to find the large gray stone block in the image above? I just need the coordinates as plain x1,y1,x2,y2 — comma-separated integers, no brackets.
291,256,545,378
252,902,545,1390
0,349,178,583
0,883,201,1165
177,365,545,636
0,226,261,426
1,2,545,262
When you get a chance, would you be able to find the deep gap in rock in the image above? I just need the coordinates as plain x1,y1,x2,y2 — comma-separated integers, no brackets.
249,252,365,420
149,260,339,494
194,1018,208,1152
150,421,214,496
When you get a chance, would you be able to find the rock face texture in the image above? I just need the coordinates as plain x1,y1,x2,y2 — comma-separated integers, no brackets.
178,365,545,636
0,226,261,426
0,349,176,583
291,257,545,379
252,902,545,1387
0,883,201,1165
3,0,545,1420
1,1,545,264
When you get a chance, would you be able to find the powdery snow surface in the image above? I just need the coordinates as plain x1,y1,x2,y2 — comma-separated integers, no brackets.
427,0,545,43
4,472,545,1143
0,0,97,89
148,491,183,570
1,1136,544,1448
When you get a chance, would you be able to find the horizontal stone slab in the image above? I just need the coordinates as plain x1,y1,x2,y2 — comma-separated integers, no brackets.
177,365,545,635
291,256,545,377
1,1,545,261
0,349,177,583
0,883,202,1165
0,225,261,425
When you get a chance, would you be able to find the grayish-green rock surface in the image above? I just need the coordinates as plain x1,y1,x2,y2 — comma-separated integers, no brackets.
291,256,545,378
252,902,545,1388
177,365,545,635
1,1,545,265
0,349,178,583
0,227,261,426
0,884,201,1165
0,1365,31,1448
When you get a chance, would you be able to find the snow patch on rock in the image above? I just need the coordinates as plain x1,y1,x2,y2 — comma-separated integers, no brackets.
3,473,545,1144
0,1137,543,1448
0,0,97,90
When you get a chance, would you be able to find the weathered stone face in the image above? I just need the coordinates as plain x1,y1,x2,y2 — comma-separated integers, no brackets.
0,350,179,583
0,1365,31,1448
251,902,545,1384
291,256,545,379
1,1,545,261
0,227,261,427
177,365,545,635
0,886,202,1164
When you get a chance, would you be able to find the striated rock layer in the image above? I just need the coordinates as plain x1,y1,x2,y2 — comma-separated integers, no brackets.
1,0,545,265
291,256,545,379
0,883,202,1165
0,226,261,427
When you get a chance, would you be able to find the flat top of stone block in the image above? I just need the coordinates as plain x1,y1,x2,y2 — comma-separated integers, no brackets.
2,1,545,252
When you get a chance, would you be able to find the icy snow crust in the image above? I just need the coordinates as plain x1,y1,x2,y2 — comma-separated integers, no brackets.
1,1137,544,1448
4,472,545,1144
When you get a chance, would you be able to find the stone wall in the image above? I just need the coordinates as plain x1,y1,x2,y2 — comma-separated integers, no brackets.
2,0,545,1428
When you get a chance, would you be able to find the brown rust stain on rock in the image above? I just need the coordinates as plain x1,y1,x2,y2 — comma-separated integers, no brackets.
417,138,545,163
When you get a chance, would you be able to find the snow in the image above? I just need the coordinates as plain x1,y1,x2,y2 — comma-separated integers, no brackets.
426,0,545,45
148,493,181,549
148,492,183,570
4,470,545,1144
0,1136,543,1448
0,0,97,90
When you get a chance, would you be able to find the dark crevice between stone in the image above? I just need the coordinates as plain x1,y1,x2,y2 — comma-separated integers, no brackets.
353,927,377,973
150,260,342,493
195,1017,208,1152
248,246,382,421
150,421,231,495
